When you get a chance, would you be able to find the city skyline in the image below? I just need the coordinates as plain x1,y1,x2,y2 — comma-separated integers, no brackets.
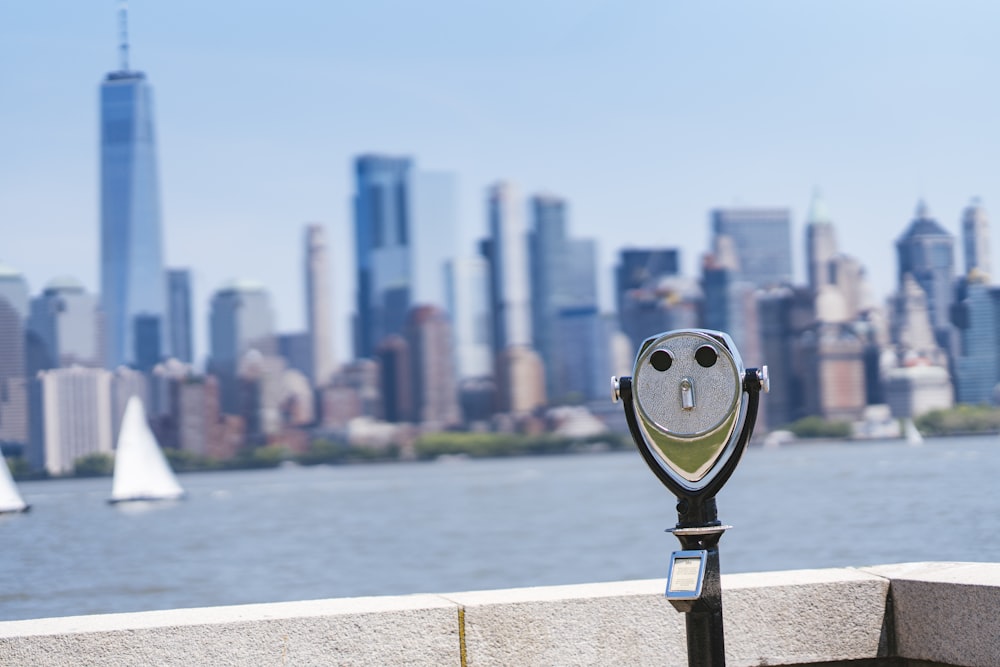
4,2,1000,365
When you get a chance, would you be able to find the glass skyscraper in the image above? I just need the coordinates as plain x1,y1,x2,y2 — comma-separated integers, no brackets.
353,155,413,359
486,182,532,355
710,208,793,288
167,269,193,364
0,263,30,449
208,280,276,412
99,47,166,369
527,194,598,400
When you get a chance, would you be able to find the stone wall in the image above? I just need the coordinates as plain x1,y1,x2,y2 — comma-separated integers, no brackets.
0,562,997,666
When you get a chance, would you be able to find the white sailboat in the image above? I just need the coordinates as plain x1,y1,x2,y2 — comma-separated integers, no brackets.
904,418,924,447
109,397,185,504
0,453,29,514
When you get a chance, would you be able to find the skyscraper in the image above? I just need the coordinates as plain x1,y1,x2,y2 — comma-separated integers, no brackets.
805,192,837,292
167,269,193,364
27,278,103,371
208,280,276,412
353,155,413,359
527,194,598,400
615,248,680,318
304,224,333,386
895,201,956,353
375,335,412,423
961,198,992,280
615,248,682,351
404,305,460,427
31,366,114,475
952,277,1000,404
411,171,458,307
804,193,870,322
486,182,532,357
99,5,166,369
0,263,29,449
444,256,492,379
701,235,761,367
710,207,793,288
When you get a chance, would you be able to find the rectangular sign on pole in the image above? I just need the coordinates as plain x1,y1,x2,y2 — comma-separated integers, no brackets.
665,550,708,601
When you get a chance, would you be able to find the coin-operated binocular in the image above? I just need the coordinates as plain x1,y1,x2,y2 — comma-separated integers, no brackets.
613,329,768,667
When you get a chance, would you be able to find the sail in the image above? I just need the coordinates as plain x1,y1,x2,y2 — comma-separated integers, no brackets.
904,418,924,447
0,454,28,513
110,397,185,502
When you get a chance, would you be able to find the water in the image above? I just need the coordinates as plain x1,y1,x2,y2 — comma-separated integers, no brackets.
2,435,999,622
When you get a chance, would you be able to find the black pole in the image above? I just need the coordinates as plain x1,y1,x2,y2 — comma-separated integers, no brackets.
673,498,726,667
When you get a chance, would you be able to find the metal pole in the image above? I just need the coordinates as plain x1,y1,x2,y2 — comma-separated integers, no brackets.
673,498,727,667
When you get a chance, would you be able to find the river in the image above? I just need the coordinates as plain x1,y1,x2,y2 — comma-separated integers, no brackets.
2,434,999,622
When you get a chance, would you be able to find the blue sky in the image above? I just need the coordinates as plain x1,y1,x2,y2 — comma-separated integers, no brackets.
3,1,1000,364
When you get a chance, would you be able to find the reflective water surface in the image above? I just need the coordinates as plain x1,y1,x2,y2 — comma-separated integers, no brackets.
2,435,999,621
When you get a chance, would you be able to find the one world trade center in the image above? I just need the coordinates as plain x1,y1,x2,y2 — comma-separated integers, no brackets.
99,3,166,368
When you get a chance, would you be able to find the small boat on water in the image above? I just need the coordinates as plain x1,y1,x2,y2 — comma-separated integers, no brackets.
904,418,924,447
109,397,185,504
0,452,29,514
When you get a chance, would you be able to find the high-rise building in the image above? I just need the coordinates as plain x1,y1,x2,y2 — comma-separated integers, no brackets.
615,248,680,317
961,198,992,280
375,335,412,423
527,194,598,400
151,363,234,460
167,269,193,364
237,350,293,443
710,208,793,288
27,278,103,372
615,248,682,352
176,375,225,459
804,193,871,323
411,170,458,308
404,305,460,427
701,241,761,368
797,323,867,422
495,345,546,415
133,314,162,372
756,286,815,429
952,277,1000,404
485,182,532,358
805,193,837,292
322,359,380,428
444,256,492,380
208,280,276,412
99,5,166,368
353,155,413,359
622,276,701,346
0,263,29,449
277,332,311,378
550,307,605,402
304,224,333,386
895,201,956,353
30,366,114,475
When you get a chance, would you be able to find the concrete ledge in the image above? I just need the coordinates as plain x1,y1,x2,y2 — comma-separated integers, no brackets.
864,562,1000,667
1,563,998,666
0,595,460,666
449,569,889,667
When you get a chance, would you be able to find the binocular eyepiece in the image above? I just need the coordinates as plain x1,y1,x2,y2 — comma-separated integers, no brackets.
614,329,767,502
